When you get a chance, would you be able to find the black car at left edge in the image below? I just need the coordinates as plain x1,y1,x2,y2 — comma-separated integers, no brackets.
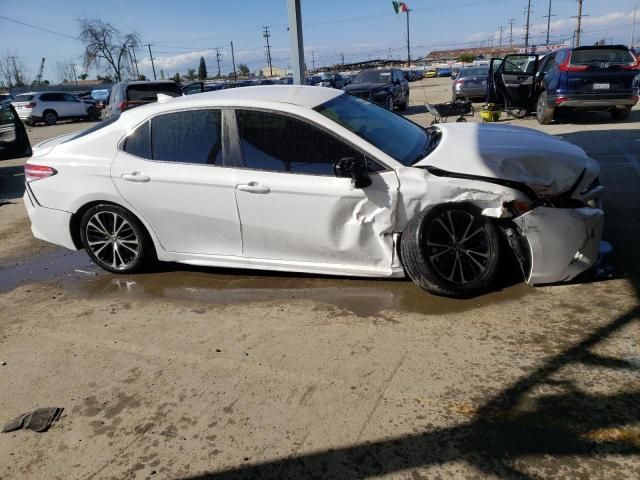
342,68,409,110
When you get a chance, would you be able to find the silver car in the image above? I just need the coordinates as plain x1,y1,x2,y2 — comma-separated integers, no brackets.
452,67,490,101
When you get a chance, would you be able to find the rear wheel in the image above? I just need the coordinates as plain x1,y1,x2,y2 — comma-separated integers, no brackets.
400,203,500,298
611,107,631,121
536,91,554,125
80,204,153,274
43,110,58,126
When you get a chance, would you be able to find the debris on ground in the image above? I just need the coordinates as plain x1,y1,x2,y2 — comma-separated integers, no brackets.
2,407,64,433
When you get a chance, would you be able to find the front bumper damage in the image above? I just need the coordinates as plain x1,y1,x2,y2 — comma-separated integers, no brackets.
513,206,604,284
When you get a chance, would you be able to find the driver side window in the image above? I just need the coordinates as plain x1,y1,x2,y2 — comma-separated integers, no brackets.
235,109,380,175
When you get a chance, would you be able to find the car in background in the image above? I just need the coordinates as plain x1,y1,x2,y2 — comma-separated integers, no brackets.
0,103,31,160
425,69,438,78
452,66,490,101
306,75,322,86
89,89,110,111
489,45,639,124
279,76,293,85
342,68,408,110
22,86,605,298
403,70,417,82
12,91,95,126
316,73,346,89
451,68,461,80
411,69,424,80
0,93,14,105
101,81,183,120
437,67,452,77
253,79,276,86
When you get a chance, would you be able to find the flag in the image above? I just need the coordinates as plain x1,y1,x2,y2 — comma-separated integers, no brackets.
392,2,409,14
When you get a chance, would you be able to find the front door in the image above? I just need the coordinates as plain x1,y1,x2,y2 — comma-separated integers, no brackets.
63,93,87,116
491,54,539,108
230,108,399,271
111,108,242,256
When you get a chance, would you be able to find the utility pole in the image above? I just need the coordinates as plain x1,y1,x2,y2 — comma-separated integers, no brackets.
544,0,556,45
215,48,221,78
388,48,392,60
574,0,584,47
508,18,516,46
524,0,533,52
340,52,344,66
498,26,505,46
129,46,140,78
147,44,157,80
263,26,273,77
631,5,637,49
488,34,494,47
70,63,78,85
230,41,237,82
311,51,316,71
287,0,306,85
406,7,411,67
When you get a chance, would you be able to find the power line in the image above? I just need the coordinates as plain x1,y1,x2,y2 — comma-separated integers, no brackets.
0,14,78,40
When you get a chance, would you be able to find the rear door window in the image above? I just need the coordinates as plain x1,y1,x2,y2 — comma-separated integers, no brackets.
151,109,222,164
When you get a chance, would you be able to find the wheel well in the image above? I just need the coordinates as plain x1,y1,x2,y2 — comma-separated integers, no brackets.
42,109,57,116
69,201,155,252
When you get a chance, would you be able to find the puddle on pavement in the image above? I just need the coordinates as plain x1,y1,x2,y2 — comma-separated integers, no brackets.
0,248,536,317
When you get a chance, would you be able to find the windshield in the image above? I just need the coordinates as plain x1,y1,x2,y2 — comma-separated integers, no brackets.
459,67,489,77
315,93,430,166
352,70,392,84
571,48,635,64
91,89,109,100
126,83,181,101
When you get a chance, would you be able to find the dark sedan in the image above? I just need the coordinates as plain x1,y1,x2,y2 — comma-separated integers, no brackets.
452,66,490,101
342,68,409,110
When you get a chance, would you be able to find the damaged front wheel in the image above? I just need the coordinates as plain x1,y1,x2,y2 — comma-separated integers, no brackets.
400,203,500,298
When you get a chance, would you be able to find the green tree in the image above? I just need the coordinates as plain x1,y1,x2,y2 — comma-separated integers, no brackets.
458,53,475,63
238,63,250,77
79,73,89,80
198,57,207,80
172,72,181,83
187,68,196,81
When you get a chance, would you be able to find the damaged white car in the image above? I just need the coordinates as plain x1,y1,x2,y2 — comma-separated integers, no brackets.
24,86,604,297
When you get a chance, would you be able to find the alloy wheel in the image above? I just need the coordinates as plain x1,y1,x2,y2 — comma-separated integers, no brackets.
423,210,491,284
85,211,140,270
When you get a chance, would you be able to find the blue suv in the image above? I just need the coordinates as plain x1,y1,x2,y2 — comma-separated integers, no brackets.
489,45,639,124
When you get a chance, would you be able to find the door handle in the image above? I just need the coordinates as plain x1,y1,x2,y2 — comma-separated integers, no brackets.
121,172,150,183
236,182,270,194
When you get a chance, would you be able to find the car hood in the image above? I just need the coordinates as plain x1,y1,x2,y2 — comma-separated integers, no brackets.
344,82,390,92
413,123,599,198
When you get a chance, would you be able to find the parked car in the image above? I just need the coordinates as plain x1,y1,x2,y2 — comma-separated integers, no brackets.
279,76,293,85
425,69,438,78
101,81,184,120
488,45,639,124
22,86,604,297
89,89,110,111
1,93,15,105
0,103,31,160
306,75,322,86
12,91,96,126
343,68,409,110
402,70,416,82
316,73,346,89
451,68,461,80
437,67,452,77
411,69,424,80
452,66,490,101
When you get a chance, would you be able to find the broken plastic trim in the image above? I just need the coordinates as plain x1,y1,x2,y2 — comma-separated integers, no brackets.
420,166,540,201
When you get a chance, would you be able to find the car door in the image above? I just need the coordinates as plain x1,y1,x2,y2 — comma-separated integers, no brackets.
63,93,87,116
110,108,243,256
0,103,31,160
492,54,540,108
230,108,399,270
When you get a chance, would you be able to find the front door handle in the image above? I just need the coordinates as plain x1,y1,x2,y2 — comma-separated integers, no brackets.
236,182,270,194
121,172,150,183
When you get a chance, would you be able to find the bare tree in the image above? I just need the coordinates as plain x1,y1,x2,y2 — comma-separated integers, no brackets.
78,19,140,82
54,61,76,84
0,52,30,87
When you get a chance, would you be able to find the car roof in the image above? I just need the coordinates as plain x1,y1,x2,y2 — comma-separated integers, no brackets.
118,85,344,125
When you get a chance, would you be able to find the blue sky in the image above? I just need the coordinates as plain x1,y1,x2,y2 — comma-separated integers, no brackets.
1,0,637,81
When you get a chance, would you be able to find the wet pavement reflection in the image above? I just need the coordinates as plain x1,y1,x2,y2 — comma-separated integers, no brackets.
0,248,536,317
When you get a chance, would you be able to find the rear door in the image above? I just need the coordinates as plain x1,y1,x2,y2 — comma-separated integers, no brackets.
493,54,539,108
562,47,639,95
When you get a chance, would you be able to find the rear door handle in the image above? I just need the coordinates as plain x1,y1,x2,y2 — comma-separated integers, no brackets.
121,172,150,183
236,182,270,194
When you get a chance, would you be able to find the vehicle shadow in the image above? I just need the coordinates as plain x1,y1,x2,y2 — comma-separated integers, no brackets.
179,129,640,479
554,108,640,125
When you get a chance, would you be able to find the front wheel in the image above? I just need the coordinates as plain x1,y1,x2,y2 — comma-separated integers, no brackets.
400,203,500,298
80,204,154,273
536,91,554,124
386,96,395,111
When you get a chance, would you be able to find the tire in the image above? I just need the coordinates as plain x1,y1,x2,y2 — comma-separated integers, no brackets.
611,107,631,121
86,108,99,121
399,96,408,111
400,203,500,298
43,110,58,126
536,91,554,125
386,96,395,111
79,204,154,274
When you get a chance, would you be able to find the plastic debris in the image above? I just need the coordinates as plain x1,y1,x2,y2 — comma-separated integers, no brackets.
2,407,64,433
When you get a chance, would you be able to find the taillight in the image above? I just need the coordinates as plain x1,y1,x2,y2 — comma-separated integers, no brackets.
26,102,36,108
555,96,570,105
558,52,589,72
25,164,57,182
622,61,640,70
118,101,130,111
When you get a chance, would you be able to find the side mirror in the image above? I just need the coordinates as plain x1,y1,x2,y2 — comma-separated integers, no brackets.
333,156,372,189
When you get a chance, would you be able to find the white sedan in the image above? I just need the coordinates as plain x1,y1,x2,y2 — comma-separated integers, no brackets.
23,86,604,297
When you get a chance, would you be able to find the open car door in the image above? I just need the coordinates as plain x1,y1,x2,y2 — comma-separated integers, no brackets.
0,103,31,161
489,54,539,110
